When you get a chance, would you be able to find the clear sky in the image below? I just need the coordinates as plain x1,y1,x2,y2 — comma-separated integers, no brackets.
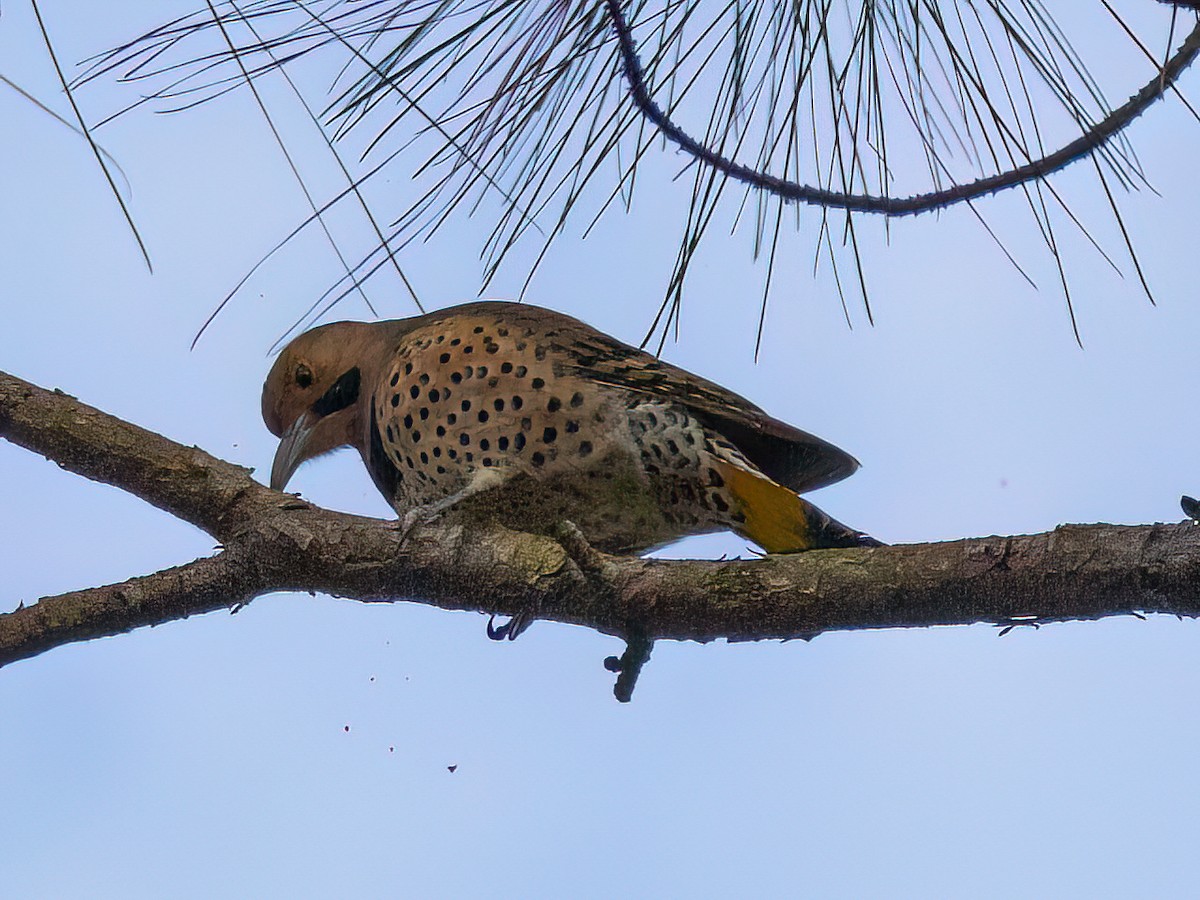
3,3,1200,898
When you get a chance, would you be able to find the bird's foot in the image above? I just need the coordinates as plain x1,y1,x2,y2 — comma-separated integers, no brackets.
396,502,449,543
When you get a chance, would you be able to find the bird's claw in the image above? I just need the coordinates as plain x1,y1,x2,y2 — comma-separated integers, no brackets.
1182,495,1200,522
487,612,533,641
396,505,441,542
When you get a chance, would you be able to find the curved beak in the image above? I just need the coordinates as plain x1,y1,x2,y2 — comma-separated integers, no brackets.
270,410,317,491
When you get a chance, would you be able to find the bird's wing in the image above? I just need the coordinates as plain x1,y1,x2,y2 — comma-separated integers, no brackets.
555,328,860,494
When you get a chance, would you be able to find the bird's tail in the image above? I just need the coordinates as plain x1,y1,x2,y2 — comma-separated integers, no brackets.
716,461,881,553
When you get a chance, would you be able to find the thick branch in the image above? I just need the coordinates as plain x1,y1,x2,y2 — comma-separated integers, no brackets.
604,0,1200,214
3,368,1200,679
0,550,265,667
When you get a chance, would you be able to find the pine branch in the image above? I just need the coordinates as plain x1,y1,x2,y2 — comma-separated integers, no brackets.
604,0,1200,214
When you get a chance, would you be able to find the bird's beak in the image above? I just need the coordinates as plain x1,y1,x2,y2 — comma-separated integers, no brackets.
270,411,317,491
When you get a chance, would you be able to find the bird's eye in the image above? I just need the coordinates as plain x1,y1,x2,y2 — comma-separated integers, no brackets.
295,364,314,389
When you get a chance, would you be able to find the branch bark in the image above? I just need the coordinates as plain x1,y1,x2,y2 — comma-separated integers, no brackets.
604,0,1200,215
4,369,1199,698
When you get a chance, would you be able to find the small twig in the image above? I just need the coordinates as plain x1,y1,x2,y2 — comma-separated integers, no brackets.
605,628,654,703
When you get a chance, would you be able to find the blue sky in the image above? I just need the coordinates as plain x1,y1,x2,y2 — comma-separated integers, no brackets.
3,3,1200,897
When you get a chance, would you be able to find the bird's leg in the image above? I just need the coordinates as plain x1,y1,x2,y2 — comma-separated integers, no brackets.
396,467,508,538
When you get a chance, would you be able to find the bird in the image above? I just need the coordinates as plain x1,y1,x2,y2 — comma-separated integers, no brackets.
262,301,878,560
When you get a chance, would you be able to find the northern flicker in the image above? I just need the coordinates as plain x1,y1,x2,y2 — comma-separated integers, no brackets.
262,301,878,559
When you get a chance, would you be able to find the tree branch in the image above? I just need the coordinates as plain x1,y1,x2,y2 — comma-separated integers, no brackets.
4,368,1200,699
604,0,1200,215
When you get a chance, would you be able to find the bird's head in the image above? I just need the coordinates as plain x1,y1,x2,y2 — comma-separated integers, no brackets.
262,320,383,492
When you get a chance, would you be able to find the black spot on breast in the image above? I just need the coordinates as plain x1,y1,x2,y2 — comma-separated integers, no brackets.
477,366,488,377
712,493,729,512
483,457,493,466
498,436,509,451
411,431,422,443
404,362,413,375
542,427,557,444
451,372,463,384
531,451,545,466
512,396,524,410
390,373,400,387
463,345,474,354
666,439,679,454
450,338,461,346
534,345,547,361
386,425,395,442
480,438,490,451
478,410,489,423
647,411,658,427
547,397,561,413
461,400,472,411
707,467,725,487
521,417,532,431
473,326,484,334
433,447,442,457
565,420,579,433
391,394,400,408
436,426,446,437
579,441,593,457
428,390,439,403
570,392,584,407
419,373,430,385
403,413,413,429
515,366,527,378
448,413,458,425
514,433,526,451
409,385,420,400
439,353,450,364
531,377,545,390
501,362,513,374
494,398,505,412
420,451,429,464
459,434,470,446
